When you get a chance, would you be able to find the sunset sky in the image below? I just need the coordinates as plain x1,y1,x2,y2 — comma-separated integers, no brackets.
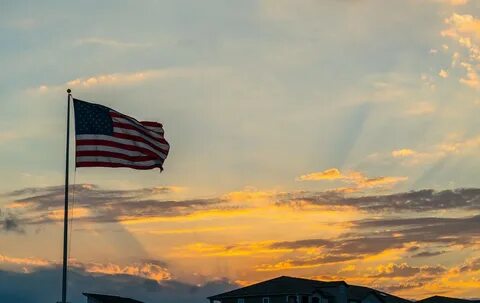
1,1,480,302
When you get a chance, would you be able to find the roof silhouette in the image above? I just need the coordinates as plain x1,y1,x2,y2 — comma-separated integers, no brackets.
417,296,480,303
83,292,144,303
208,276,411,303
208,276,344,299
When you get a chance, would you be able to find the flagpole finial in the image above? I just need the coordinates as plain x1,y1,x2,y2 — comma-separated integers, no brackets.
67,88,71,94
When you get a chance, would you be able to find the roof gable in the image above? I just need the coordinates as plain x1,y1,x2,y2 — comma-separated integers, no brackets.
417,296,480,303
208,276,410,303
208,276,334,299
83,292,144,303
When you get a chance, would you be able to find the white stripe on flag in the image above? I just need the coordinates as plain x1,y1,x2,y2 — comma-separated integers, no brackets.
112,116,164,137
112,127,169,151
76,134,167,158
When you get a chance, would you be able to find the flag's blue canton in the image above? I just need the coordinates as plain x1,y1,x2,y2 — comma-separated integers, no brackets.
73,99,113,135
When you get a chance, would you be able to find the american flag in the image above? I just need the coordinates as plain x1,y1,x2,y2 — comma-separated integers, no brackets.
73,98,170,171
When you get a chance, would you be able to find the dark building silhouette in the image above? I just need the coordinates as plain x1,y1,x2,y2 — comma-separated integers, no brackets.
207,276,411,303
416,296,480,303
83,293,144,303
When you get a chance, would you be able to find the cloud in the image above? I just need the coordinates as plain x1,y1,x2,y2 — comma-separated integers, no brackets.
388,133,480,166
74,37,151,48
392,149,417,158
297,168,407,192
443,14,480,41
459,62,480,88
270,239,331,250
177,241,284,258
256,255,355,271
0,266,235,303
372,263,446,278
0,211,24,233
78,261,171,282
36,67,221,92
355,215,480,247
247,211,480,275
0,254,51,268
412,250,447,258
297,168,343,181
282,188,480,212
0,252,171,283
404,102,436,116
0,131,19,145
6,184,480,232
3,184,223,225
442,14,480,88
458,257,480,273
439,69,449,78
66,72,155,88
433,0,469,5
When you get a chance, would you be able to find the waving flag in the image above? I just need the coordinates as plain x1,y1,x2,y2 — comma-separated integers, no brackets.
73,98,169,171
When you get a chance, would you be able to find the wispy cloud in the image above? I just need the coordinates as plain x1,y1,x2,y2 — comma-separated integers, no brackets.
392,148,417,158
3,184,217,225
0,211,24,233
404,102,436,116
372,263,446,278
439,69,449,78
280,188,480,212
35,67,221,92
0,131,19,145
5,184,480,230
442,13,480,88
0,252,171,282
433,0,469,6
74,37,151,48
78,260,171,282
386,133,480,166
297,168,407,192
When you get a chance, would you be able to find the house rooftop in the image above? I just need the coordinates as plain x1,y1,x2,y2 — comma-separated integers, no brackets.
83,292,144,303
417,296,480,303
208,276,411,303
208,276,338,299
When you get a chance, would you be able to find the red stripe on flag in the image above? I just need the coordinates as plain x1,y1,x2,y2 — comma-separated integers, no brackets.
140,121,163,127
76,162,163,170
112,122,165,142
76,150,158,162
112,132,169,153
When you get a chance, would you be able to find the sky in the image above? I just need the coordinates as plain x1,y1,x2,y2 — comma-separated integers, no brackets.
1,0,480,302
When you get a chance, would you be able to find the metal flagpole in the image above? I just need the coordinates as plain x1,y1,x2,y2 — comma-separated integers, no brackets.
61,88,72,303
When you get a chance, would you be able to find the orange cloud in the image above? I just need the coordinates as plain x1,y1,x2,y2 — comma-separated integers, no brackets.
297,169,407,192
223,189,277,202
442,14,480,88
83,261,171,282
0,253,171,282
177,241,289,258
47,207,90,220
392,149,417,158
35,67,222,92
118,208,254,224
459,62,480,88
434,0,469,5
65,71,158,88
439,69,449,78
297,168,343,181
0,254,51,267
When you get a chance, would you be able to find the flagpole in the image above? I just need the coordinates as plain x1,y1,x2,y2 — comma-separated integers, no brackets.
61,88,72,303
